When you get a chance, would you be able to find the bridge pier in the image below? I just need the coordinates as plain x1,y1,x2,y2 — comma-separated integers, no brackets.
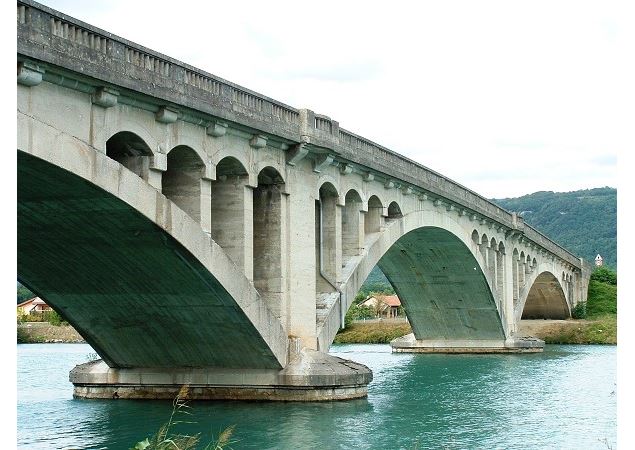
390,334,544,353
69,349,373,401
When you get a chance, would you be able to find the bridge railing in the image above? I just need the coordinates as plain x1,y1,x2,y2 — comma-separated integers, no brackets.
17,0,583,270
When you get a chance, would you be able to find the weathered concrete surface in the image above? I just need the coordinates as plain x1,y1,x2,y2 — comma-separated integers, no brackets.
70,350,372,401
391,334,544,353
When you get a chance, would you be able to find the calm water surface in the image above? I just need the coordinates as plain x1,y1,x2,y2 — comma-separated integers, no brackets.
17,343,616,449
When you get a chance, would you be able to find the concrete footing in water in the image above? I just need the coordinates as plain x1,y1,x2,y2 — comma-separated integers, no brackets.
70,349,372,401
390,334,544,353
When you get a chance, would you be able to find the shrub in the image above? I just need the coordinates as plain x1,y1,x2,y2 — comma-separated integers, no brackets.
571,301,587,319
591,267,617,285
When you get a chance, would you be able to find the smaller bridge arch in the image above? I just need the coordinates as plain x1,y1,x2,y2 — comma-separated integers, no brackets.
387,201,402,219
521,271,570,319
365,195,384,235
105,131,153,179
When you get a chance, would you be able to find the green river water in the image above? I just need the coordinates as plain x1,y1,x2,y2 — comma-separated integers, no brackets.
17,343,616,449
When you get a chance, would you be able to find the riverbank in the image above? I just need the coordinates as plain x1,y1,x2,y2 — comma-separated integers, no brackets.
17,315,616,345
520,315,616,345
334,317,617,345
17,322,85,343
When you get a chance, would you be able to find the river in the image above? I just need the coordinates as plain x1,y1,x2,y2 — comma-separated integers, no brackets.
17,343,616,449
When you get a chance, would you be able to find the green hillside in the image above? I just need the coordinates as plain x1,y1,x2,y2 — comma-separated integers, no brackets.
493,187,616,268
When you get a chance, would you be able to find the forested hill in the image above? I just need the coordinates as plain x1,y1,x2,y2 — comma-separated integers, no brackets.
493,187,616,268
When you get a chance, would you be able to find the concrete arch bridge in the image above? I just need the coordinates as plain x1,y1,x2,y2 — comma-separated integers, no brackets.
17,0,592,400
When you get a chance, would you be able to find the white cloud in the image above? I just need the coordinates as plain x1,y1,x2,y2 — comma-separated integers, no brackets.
38,0,629,198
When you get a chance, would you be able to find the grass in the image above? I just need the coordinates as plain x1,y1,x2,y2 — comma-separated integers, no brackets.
16,327,45,343
542,314,616,345
334,322,412,344
543,278,617,344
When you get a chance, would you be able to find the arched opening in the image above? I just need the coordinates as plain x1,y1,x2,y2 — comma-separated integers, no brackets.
365,195,383,235
316,182,340,289
479,233,489,265
377,226,503,341
387,201,402,219
162,146,205,222
522,271,569,319
105,131,152,178
253,166,285,319
348,265,399,323
471,229,480,245
210,157,251,278
342,189,363,264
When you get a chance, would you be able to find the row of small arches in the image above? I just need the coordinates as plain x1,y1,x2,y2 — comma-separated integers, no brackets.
106,130,406,224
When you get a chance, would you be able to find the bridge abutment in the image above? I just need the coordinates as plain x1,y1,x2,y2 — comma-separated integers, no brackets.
69,349,372,401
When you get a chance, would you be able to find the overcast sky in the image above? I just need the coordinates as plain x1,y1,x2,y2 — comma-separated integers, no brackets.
39,0,629,198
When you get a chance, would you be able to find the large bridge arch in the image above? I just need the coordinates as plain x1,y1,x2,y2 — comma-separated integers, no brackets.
318,207,507,350
17,122,288,370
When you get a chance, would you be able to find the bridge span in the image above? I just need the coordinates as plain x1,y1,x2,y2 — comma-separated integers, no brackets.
17,0,593,400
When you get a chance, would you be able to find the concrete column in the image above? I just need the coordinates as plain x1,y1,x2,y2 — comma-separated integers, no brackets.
200,179,212,234
253,183,285,323
519,260,526,289
147,169,163,190
162,147,205,223
342,202,362,261
496,250,505,298
512,257,519,304
320,195,341,283
479,242,488,270
504,250,516,335
365,204,382,234
210,177,253,280
287,167,317,349
487,244,496,288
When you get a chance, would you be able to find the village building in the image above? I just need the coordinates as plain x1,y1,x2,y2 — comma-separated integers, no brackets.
17,297,53,315
360,294,402,319
595,254,603,267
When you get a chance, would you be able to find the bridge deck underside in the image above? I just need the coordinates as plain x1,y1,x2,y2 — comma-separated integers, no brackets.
378,227,505,341
17,152,281,369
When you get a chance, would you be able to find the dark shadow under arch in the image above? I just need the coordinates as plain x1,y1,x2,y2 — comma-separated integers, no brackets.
522,271,570,319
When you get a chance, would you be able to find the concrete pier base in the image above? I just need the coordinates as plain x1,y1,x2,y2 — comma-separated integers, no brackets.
390,334,544,353
70,349,372,401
